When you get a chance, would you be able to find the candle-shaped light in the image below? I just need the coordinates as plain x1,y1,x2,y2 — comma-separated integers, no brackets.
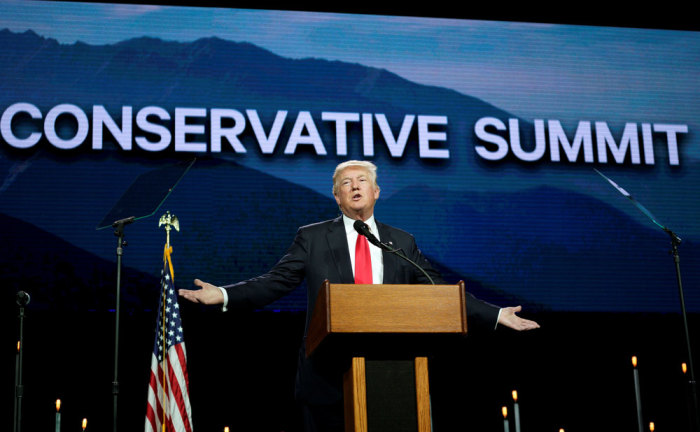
55,399,61,432
632,356,643,432
224,428,230,432
649,422,655,431
512,390,521,432
81,418,87,431
682,362,688,374
502,406,510,432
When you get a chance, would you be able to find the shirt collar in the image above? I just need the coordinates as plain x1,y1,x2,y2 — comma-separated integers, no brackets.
342,214,378,237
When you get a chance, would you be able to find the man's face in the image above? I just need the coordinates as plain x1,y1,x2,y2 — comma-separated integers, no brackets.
333,166,380,220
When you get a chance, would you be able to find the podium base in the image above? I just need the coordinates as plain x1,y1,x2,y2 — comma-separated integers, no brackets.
343,357,431,432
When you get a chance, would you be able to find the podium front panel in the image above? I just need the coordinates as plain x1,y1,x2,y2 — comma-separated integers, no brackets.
329,284,467,333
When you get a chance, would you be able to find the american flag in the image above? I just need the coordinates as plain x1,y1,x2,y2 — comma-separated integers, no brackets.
145,246,193,432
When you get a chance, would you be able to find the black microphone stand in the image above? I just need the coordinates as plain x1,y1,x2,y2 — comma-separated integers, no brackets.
595,169,699,430
111,216,134,432
13,291,30,432
665,228,700,432
389,247,435,285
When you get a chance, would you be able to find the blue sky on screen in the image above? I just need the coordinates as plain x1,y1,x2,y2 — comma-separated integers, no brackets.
1,0,698,129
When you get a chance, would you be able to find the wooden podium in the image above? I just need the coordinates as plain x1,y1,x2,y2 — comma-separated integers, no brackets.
306,280,468,432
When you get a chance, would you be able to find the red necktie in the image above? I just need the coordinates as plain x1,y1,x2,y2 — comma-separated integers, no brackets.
354,234,372,284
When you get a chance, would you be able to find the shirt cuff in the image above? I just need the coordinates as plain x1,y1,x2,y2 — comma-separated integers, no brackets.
495,308,503,329
219,286,228,312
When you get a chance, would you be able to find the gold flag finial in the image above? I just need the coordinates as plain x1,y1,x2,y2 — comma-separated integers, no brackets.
158,211,180,246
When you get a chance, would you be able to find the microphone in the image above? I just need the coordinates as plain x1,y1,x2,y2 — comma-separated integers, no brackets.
353,220,389,250
353,219,435,284
16,291,30,307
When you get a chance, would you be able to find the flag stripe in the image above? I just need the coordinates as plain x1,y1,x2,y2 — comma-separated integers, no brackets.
166,348,192,432
145,364,161,431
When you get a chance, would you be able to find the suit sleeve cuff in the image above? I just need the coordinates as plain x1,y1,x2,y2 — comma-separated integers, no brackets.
219,286,228,312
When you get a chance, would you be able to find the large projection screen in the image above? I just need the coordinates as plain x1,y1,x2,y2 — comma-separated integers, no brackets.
0,1,698,315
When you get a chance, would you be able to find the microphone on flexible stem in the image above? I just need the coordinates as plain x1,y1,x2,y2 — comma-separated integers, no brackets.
353,220,391,251
353,220,435,285
16,291,30,307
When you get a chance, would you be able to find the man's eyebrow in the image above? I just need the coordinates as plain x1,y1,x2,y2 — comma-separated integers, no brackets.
341,174,367,181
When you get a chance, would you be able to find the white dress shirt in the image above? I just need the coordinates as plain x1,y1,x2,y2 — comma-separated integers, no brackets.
342,214,383,285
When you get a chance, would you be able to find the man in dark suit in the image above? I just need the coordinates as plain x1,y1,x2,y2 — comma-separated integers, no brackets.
179,160,539,431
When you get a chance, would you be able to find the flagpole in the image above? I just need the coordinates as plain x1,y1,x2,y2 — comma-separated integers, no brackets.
146,211,191,432
161,248,167,432
159,212,180,432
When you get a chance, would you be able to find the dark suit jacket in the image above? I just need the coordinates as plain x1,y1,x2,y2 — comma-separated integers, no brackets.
223,216,500,403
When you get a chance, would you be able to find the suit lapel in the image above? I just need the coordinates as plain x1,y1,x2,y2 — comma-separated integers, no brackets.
327,216,354,283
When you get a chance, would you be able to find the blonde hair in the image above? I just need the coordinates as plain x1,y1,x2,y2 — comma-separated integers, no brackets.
332,160,378,195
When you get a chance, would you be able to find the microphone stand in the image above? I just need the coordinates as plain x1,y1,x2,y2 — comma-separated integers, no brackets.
594,169,698,430
385,246,435,285
13,291,30,432
665,228,700,431
111,216,134,432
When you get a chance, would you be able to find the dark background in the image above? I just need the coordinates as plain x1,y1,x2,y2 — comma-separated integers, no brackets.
4,305,699,431
61,0,700,31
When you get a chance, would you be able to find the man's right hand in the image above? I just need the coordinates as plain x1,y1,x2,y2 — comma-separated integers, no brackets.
178,279,224,305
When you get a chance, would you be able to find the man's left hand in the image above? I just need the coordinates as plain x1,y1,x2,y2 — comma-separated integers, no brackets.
498,306,540,331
